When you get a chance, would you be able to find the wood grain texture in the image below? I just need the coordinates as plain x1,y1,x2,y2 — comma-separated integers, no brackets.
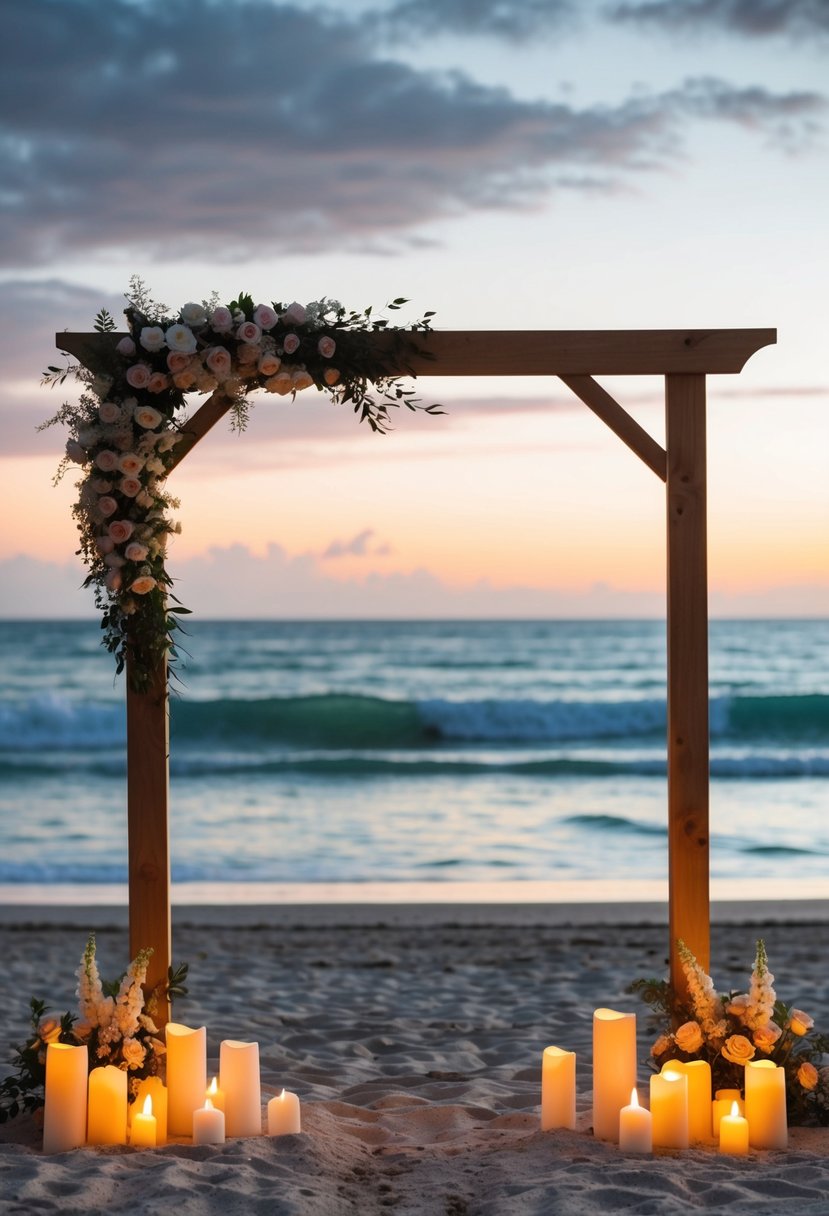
559,374,667,480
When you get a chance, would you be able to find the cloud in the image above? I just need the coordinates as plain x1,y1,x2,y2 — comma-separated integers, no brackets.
381,0,577,41
608,0,829,38
323,528,390,559
0,0,823,267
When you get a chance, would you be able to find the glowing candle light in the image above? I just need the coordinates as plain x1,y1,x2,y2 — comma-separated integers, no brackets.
193,1097,225,1146
220,1040,261,1138
206,1075,225,1113
42,1043,88,1154
650,1069,689,1150
541,1046,576,1131
618,1087,652,1153
745,1059,787,1150
130,1076,167,1145
130,1094,157,1148
719,1100,749,1155
661,1058,711,1142
267,1089,302,1136
166,1023,207,1137
87,1064,128,1145
712,1089,744,1137
592,1008,637,1142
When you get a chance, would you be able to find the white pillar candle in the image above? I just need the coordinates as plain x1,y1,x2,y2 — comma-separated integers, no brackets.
193,1098,225,1145
130,1094,157,1148
619,1087,652,1153
592,1008,637,1142
650,1069,689,1149
719,1100,749,1155
267,1089,302,1136
661,1058,711,1142
220,1040,261,1138
130,1076,167,1145
87,1064,128,1145
745,1059,787,1150
541,1046,576,1131
166,1023,207,1137
42,1042,88,1154
712,1089,744,1137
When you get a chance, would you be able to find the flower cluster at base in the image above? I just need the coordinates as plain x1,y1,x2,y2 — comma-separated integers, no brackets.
42,281,439,691
631,939,829,1125
0,934,188,1123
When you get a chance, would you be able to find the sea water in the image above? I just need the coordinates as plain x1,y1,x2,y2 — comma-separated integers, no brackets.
0,619,827,896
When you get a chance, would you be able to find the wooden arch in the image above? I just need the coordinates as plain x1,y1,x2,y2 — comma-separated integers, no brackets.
58,327,776,1018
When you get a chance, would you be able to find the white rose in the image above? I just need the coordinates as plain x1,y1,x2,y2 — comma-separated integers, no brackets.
180,302,207,327
281,301,307,325
140,326,166,352
134,406,163,429
116,336,136,357
165,323,198,354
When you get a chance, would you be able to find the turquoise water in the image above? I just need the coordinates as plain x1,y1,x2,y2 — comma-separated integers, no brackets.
0,618,827,889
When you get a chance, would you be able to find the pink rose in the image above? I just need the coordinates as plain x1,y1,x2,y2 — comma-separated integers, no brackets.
317,336,336,358
148,373,170,393
65,439,88,464
252,304,278,330
125,541,149,562
126,363,152,389
210,306,233,332
94,450,119,473
96,535,115,555
265,372,294,395
139,326,166,352
258,353,281,376
119,477,142,498
323,367,340,386
282,333,301,355
165,323,198,354
108,520,135,543
116,336,136,357
117,453,143,476
98,496,118,518
237,320,262,344
281,301,306,325
167,351,193,373
105,569,122,592
204,346,233,378
130,575,157,595
134,406,163,429
98,402,122,424
292,370,314,391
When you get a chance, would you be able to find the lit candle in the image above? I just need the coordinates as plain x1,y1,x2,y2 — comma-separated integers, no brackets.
661,1058,711,1142
166,1023,207,1137
618,1087,652,1153
592,1008,637,1142
130,1094,157,1148
87,1064,128,1145
130,1076,167,1145
206,1075,225,1113
541,1046,576,1131
712,1089,744,1137
192,1097,225,1146
267,1089,302,1136
220,1040,261,1138
745,1059,787,1150
650,1069,689,1149
719,1100,749,1155
42,1042,88,1154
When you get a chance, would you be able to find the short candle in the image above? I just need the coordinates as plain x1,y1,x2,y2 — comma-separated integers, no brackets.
712,1089,744,1137
661,1058,711,1142
719,1100,749,1155
541,1046,576,1131
745,1060,787,1151
130,1094,157,1148
618,1087,652,1154
650,1069,689,1150
130,1076,168,1145
193,1098,226,1146
268,1089,302,1136
87,1064,128,1146
42,1043,88,1155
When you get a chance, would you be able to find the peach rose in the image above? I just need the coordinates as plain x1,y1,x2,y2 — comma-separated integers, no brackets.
292,370,314,391
753,1022,783,1052
134,406,163,429
323,367,341,386
121,1037,146,1070
148,372,170,393
130,575,157,595
790,1010,814,1036
119,477,142,498
204,346,233,378
258,353,281,376
96,534,115,555
265,372,294,395
173,370,196,390
650,1034,672,1058
98,402,122,424
252,304,278,330
317,335,336,358
105,568,122,592
117,453,143,476
798,1060,819,1090
37,1016,62,1045
95,450,119,473
125,542,149,562
236,342,260,365
674,1021,704,1053
126,363,152,389
721,1035,755,1066
107,519,134,544
98,496,118,518
167,350,193,373
282,332,301,355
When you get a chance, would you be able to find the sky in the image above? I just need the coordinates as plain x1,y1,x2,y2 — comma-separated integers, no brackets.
1,0,827,619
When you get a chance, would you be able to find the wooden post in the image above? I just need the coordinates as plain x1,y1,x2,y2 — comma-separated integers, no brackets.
665,373,710,994
126,649,171,1024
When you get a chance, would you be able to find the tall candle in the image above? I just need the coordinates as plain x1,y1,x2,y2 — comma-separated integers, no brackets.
719,1100,749,1155
268,1089,302,1136
87,1064,128,1145
541,1046,576,1131
592,1008,637,1142
661,1059,711,1142
130,1076,167,1145
745,1059,787,1150
220,1040,261,1138
166,1023,207,1137
650,1069,689,1149
619,1087,652,1153
42,1042,88,1154
130,1094,157,1148
193,1098,225,1146
712,1089,743,1137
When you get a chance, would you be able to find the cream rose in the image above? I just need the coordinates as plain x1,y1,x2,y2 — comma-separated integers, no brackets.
126,362,152,389
753,1022,783,1052
116,336,136,357
165,323,198,353
98,402,122,424
204,346,233,378
252,304,278,330
674,1021,704,1053
210,306,233,332
125,541,149,562
130,575,157,595
790,1009,814,1036
117,453,143,476
166,351,192,373
292,370,314,391
119,477,142,498
237,320,262,344
108,519,135,544
121,1037,147,1070
323,367,341,386
282,332,301,355
798,1060,819,1090
139,326,166,352
134,405,163,429
180,302,208,327
317,335,336,358
98,496,118,518
721,1034,756,1066
258,353,281,376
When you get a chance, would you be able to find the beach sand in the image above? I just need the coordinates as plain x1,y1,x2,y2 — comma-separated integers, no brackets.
2,902,829,1215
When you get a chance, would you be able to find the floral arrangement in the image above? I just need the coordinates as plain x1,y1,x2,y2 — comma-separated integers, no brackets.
631,939,829,1125
41,278,440,691
0,934,187,1123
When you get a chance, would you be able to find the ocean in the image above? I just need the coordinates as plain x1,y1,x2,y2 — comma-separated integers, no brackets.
0,618,827,898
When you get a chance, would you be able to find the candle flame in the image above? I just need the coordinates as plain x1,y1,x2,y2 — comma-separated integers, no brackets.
663,1070,682,1082
208,1077,219,1096
280,1088,286,1099
143,1094,153,1117
205,1098,214,1111
629,1088,639,1108
731,1101,739,1119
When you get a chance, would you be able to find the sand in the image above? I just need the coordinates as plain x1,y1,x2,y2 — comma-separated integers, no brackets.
2,902,829,1215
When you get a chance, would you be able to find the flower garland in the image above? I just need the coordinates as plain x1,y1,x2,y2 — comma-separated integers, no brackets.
42,280,440,691
0,934,188,1123
631,939,829,1125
